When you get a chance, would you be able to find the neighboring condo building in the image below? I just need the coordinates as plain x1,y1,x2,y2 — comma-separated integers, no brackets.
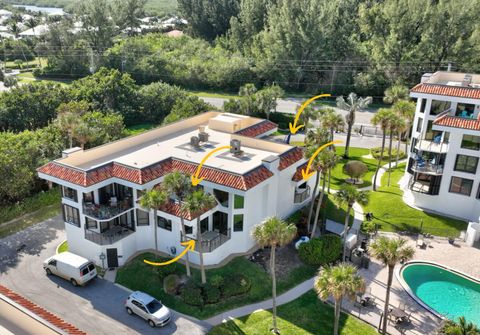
406,71,480,222
38,112,314,268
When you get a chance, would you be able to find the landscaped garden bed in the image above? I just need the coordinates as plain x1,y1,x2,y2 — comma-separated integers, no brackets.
116,253,317,319
208,290,377,335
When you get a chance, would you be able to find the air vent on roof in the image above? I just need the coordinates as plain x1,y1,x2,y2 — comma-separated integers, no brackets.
190,136,200,149
198,126,209,142
462,74,472,87
230,139,243,156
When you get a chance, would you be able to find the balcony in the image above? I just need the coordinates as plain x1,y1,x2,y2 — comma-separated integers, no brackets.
83,202,133,220
85,226,134,245
411,161,444,175
415,138,448,154
294,186,311,203
183,228,231,253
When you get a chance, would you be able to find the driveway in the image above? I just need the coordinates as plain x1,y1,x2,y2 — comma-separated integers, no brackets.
0,216,210,335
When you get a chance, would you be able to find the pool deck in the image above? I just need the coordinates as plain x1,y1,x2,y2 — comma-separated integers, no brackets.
341,233,480,335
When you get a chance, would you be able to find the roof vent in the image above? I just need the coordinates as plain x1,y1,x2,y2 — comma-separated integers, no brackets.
198,126,209,142
462,74,472,87
421,73,432,83
230,139,243,156
190,136,200,149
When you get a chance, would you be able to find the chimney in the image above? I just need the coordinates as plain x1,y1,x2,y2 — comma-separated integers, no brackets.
62,147,82,158
262,155,280,172
462,74,472,87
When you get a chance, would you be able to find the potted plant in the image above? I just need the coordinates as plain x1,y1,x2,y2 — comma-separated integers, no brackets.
448,236,455,245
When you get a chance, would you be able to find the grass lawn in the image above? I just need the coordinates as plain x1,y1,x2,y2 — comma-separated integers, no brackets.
209,290,376,335
363,164,467,237
116,253,317,319
125,123,158,136
57,241,68,253
16,71,73,86
189,90,239,99
323,193,354,226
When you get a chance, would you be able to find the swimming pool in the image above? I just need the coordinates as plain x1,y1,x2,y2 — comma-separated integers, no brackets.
398,261,480,326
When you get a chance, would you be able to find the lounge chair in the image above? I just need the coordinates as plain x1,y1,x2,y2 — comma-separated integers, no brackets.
416,237,426,248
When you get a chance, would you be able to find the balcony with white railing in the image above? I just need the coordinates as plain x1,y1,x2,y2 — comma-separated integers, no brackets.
294,186,311,203
182,228,231,253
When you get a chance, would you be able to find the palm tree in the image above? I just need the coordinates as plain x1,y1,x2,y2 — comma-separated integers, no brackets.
334,184,369,261
181,189,216,284
320,108,345,193
163,171,193,276
383,84,409,104
371,108,394,191
139,188,169,253
304,128,330,231
442,316,480,335
369,236,415,335
387,114,406,186
55,101,89,148
73,121,96,149
252,217,297,334
239,83,257,115
8,22,20,39
300,105,318,135
336,93,372,158
24,17,41,68
393,100,416,155
315,263,364,335
311,150,339,238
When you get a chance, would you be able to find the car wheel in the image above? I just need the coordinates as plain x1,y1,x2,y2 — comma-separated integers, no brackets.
45,268,52,275
70,278,78,287
148,320,156,328
126,307,133,315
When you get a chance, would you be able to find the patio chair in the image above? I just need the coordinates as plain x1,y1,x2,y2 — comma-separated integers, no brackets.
416,237,426,248
354,294,363,309
404,311,412,323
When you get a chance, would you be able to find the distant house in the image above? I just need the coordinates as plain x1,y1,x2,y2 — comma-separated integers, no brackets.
165,29,183,38
19,24,49,38
0,9,12,18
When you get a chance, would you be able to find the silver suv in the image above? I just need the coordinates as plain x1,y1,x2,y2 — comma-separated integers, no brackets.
125,291,171,327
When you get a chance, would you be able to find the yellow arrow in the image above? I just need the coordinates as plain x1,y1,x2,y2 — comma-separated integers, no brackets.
144,240,196,266
301,140,343,181
191,145,232,186
289,94,331,134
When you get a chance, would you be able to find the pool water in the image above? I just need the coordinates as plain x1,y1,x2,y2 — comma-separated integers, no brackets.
402,263,480,326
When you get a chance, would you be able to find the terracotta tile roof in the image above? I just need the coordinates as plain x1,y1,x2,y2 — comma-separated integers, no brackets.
160,200,216,221
170,159,273,190
0,285,87,335
433,114,480,131
235,120,277,138
411,83,480,99
38,158,272,190
292,162,308,182
278,147,304,171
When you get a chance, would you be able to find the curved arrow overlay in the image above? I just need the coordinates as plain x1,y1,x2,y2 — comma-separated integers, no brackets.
289,94,332,134
191,145,232,186
144,240,196,266
301,140,343,181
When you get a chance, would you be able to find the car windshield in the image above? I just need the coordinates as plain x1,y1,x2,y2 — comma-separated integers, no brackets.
146,299,163,313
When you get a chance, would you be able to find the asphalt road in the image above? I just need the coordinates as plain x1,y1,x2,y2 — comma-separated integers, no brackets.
0,216,210,335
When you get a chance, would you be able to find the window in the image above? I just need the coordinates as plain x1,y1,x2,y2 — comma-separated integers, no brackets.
85,217,98,229
157,216,172,231
461,135,480,151
234,195,244,209
136,209,150,226
200,217,209,233
62,186,77,202
477,185,480,199
213,189,229,207
416,118,423,133
430,100,450,115
454,155,478,174
184,225,193,234
449,177,473,196
233,214,244,232
62,205,80,227
455,103,475,118
419,99,426,114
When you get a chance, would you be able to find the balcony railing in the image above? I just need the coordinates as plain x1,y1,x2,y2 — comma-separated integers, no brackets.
182,228,231,253
85,226,134,246
294,186,311,203
83,201,133,220
411,162,444,175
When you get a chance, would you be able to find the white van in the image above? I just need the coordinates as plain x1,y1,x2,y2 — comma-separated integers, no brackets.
43,252,97,286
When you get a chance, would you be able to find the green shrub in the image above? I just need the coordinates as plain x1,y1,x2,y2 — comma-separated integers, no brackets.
181,281,203,306
163,274,180,295
371,147,406,160
222,274,252,298
155,261,177,279
298,234,342,266
202,283,221,304
210,275,224,288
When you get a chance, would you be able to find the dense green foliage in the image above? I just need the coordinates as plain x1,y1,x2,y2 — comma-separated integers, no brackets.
298,235,342,266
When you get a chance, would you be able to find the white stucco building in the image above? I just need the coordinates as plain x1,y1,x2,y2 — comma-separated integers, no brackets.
405,71,480,222
38,112,313,268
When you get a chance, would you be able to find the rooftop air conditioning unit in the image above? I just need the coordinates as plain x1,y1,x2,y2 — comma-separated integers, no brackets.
190,136,200,149
230,139,243,156
462,74,472,87
198,126,209,142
